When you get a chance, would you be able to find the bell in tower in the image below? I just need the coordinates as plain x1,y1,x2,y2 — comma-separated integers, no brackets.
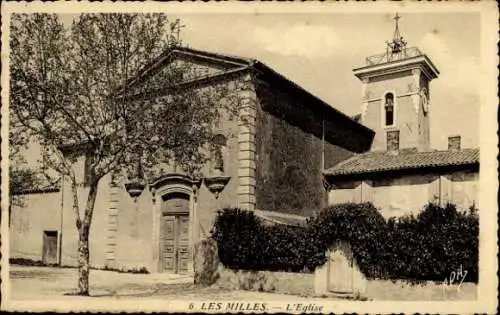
353,13,440,152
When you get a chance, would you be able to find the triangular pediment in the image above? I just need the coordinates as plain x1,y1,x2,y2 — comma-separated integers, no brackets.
124,47,252,96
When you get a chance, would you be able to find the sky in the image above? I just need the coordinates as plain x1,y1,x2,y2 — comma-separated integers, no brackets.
36,12,481,167
167,12,481,150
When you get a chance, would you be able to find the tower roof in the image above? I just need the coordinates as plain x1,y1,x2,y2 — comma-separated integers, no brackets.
353,13,439,81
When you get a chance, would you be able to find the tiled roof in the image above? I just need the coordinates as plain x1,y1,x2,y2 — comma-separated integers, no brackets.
324,148,479,178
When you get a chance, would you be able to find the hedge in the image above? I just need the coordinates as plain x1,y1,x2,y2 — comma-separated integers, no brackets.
211,208,312,272
212,202,478,283
384,203,478,282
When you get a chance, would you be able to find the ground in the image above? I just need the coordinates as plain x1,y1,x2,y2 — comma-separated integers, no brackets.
8,265,313,300
8,265,477,301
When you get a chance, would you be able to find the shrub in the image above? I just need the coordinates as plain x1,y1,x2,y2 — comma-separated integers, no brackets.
212,202,478,283
308,202,388,278
211,208,312,272
211,208,266,270
385,203,478,282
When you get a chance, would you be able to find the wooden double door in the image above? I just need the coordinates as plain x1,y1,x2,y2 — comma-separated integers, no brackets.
160,193,190,273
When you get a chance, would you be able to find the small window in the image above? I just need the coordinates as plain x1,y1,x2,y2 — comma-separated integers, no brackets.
387,130,400,151
384,93,395,126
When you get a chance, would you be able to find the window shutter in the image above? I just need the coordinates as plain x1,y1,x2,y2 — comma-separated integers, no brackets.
440,175,452,206
429,176,440,203
360,181,373,203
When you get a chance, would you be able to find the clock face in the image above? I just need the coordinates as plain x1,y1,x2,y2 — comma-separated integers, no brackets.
421,89,429,114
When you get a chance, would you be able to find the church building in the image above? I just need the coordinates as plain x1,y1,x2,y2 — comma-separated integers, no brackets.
324,14,479,218
9,15,479,274
9,46,373,274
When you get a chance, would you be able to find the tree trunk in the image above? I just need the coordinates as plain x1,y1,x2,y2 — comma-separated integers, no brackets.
76,181,99,296
77,230,90,295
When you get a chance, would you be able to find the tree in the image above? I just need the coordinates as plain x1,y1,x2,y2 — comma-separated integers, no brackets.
8,110,43,226
10,13,243,295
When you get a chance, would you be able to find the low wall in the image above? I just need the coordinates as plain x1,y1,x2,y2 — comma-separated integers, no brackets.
216,266,314,296
214,266,476,300
364,279,477,301
271,271,315,296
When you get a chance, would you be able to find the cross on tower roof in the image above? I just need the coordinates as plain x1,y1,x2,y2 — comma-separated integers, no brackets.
386,12,407,55
393,13,401,41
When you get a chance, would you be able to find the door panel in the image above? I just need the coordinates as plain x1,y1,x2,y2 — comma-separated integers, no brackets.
328,249,354,293
161,216,176,272
42,231,58,264
177,215,190,273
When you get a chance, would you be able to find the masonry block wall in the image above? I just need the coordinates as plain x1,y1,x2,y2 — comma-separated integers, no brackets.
111,181,155,271
362,70,429,151
253,82,355,217
236,75,258,211
328,170,479,219
10,191,62,261
57,173,116,268
193,137,240,242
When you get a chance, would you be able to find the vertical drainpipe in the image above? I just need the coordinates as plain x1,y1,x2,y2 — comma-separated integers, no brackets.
59,174,64,266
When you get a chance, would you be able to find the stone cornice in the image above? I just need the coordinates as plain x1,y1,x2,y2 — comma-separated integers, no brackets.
353,55,439,82
364,91,418,103
149,173,202,192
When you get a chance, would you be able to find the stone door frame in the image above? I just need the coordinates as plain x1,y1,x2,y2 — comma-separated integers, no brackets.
150,174,201,274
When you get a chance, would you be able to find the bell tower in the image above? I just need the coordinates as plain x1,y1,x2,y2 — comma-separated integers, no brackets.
353,13,439,152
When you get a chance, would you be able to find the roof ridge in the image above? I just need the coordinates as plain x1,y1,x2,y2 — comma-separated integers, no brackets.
324,147,480,178
173,46,254,66
175,46,371,130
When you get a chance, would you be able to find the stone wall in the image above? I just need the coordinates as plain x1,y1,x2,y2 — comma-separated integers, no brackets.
56,173,154,270
362,70,429,151
253,81,354,217
9,76,244,273
216,266,315,295
10,191,62,261
328,171,478,219
372,174,433,218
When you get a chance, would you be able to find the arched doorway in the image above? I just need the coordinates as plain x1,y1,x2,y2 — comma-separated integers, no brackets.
328,245,355,293
159,192,190,273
